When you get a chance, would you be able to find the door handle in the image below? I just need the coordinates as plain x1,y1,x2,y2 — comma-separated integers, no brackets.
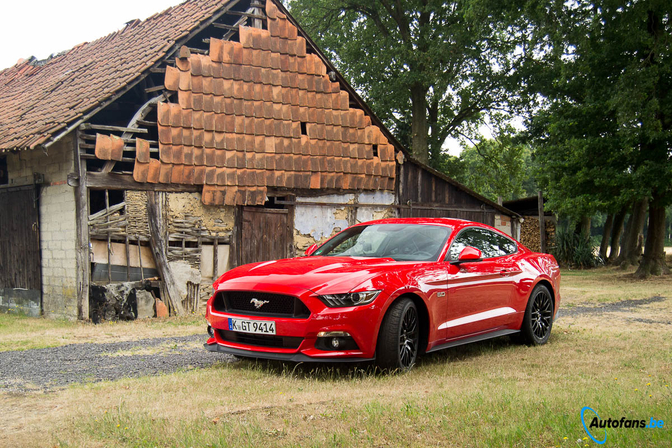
499,268,522,276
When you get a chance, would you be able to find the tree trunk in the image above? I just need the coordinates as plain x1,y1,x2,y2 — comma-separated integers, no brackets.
635,201,670,278
607,207,627,263
410,83,429,164
574,216,591,240
618,197,648,268
599,214,614,261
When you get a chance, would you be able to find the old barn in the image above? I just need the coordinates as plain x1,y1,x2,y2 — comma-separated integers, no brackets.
0,0,518,320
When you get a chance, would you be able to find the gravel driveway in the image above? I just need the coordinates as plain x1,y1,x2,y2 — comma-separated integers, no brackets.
0,334,232,393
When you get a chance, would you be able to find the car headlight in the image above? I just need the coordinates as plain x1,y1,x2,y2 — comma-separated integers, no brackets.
317,290,381,308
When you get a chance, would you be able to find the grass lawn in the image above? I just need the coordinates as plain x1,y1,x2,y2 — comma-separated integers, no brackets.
0,313,204,352
2,266,671,447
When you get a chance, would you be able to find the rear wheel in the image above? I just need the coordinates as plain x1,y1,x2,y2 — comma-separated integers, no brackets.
376,298,419,371
517,284,554,345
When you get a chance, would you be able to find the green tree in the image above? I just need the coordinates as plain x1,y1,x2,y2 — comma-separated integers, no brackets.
289,0,526,167
523,0,672,276
445,137,535,202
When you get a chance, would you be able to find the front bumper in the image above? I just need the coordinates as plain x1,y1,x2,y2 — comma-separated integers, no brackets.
204,340,375,363
205,286,385,360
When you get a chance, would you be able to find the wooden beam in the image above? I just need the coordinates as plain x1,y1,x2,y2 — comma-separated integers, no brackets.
79,124,148,134
538,191,546,253
213,237,218,279
211,23,238,31
145,85,165,93
73,130,91,321
147,191,184,316
226,10,266,19
86,172,201,192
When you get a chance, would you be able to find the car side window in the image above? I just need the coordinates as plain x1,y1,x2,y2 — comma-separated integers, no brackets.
446,227,517,261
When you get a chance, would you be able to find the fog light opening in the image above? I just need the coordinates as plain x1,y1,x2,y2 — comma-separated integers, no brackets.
315,331,359,351
207,325,214,337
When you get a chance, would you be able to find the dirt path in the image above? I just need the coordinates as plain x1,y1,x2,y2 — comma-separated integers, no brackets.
0,334,231,392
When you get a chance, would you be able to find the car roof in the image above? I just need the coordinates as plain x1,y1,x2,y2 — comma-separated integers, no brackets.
355,217,478,230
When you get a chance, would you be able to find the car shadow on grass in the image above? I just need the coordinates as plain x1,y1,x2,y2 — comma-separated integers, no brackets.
220,334,533,379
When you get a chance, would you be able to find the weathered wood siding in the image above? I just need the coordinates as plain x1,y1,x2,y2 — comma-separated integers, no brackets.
0,186,41,290
397,161,496,226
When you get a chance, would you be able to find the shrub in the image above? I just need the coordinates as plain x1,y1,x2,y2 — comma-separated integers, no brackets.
552,227,602,269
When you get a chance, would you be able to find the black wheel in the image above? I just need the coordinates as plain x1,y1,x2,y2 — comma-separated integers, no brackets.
376,298,419,371
517,284,554,345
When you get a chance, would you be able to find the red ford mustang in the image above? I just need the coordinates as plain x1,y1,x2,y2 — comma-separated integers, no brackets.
205,218,560,370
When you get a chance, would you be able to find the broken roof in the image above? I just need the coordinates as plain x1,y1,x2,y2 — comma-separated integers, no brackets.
0,0,228,151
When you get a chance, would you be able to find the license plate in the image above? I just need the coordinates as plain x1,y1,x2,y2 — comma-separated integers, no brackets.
228,318,276,335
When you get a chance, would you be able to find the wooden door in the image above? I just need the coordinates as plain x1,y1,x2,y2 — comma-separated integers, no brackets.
239,207,290,266
0,186,41,293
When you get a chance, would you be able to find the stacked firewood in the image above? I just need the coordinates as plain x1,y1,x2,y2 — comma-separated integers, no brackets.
520,216,541,252
520,216,556,253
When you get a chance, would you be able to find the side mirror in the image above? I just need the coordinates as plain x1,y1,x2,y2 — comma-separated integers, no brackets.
304,243,319,256
455,247,482,264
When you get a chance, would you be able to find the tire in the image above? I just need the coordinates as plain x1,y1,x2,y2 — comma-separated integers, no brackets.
376,298,420,371
517,284,554,345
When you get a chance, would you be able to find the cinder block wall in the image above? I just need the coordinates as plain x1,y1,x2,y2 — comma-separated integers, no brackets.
6,134,78,318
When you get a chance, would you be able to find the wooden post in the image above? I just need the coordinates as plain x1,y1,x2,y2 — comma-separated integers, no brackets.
213,237,219,279
538,191,546,253
147,191,184,315
137,237,144,280
105,189,111,282
74,130,90,320
125,235,131,281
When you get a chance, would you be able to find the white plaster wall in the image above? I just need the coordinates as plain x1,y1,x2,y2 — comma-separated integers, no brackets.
294,194,354,242
355,191,396,223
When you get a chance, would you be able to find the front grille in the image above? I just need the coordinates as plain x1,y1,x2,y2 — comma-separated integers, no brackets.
213,291,310,318
218,330,303,349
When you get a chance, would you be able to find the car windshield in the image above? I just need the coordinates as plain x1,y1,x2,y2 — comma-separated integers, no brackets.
313,224,452,261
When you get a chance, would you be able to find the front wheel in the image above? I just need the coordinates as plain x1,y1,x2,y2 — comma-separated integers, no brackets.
517,284,554,345
376,298,419,371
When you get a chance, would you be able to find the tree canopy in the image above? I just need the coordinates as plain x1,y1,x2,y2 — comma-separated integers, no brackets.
289,0,527,166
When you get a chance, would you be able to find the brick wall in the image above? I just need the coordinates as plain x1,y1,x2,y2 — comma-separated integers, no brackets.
5,134,79,318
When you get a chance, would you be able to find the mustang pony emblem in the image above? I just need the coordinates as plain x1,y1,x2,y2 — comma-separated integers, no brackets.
250,298,270,309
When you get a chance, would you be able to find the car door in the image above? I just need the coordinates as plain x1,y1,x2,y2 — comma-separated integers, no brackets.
440,227,521,339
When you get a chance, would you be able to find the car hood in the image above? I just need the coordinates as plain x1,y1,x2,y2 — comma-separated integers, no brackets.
215,256,399,295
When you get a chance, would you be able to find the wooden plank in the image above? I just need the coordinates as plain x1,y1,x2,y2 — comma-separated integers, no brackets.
86,173,200,192
147,191,184,315
286,194,296,258
240,207,289,265
211,23,238,31
105,189,112,283
226,10,266,19
0,186,41,291
213,237,219,279
230,206,242,269
125,234,131,281
79,124,148,134
137,238,144,280
73,130,90,320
